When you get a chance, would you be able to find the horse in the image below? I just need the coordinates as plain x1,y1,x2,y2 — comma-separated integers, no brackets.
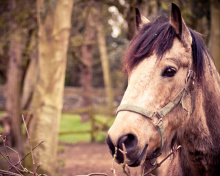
106,3,220,176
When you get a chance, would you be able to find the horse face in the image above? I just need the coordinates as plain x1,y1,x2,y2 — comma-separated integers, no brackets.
107,4,193,167
107,38,192,166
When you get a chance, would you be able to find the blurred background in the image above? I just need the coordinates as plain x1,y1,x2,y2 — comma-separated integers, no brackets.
0,0,219,175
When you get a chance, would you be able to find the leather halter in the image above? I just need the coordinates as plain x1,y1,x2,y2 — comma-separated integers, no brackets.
116,69,194,158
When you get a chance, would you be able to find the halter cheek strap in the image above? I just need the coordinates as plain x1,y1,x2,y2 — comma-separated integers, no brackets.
116,69,194,158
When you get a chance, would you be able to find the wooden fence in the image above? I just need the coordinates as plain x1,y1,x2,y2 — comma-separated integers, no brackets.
0,86,121,142
60,106,114,142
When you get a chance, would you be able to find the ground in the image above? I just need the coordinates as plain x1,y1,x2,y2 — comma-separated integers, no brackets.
57,142,141,176
0,142,141,176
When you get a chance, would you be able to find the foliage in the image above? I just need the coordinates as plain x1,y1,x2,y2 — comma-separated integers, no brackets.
0,0,37,84
0,0,216,87
65,0,128,88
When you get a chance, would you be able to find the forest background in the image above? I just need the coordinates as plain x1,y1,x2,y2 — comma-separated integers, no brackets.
0,0,219,175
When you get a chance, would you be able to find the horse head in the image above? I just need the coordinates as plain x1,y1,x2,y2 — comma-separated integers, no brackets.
107,3,196,167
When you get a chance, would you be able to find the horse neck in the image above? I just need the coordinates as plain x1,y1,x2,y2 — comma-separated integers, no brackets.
183,55,220,135
201,57,220,137
178,57,220,174
192,57,220,145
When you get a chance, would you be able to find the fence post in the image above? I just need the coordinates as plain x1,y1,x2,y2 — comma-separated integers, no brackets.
90,106,95,142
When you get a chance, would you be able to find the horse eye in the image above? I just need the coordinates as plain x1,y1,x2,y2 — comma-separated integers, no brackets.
162,67,177,77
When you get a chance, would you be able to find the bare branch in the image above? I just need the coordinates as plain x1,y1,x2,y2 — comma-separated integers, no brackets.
119,143,130,176
9,141,44,170
22,115,37,176
111,146,118,176
143,145,182,176
6,145,25,170
0,137,23,175
0,116,46,176
0,169,23,176
76,173,107,176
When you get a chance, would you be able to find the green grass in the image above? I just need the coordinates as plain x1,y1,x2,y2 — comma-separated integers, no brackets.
59,114,114,144
59,114,91,143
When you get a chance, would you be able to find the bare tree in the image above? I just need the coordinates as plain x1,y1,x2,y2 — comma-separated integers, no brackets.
24,0,74,175
80,4,96,122
6,0,35,152
96,3,114,113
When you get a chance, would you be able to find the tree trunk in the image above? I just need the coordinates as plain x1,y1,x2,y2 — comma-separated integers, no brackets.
24,0,73,175
209,0,220,73
96,4,114,113
80,6,95,122
21,54,37,110
6,27,24,152
126,4,136,40
21,30,38,110
6,0,27,152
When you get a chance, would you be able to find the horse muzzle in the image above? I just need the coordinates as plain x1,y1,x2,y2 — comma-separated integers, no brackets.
106,134,148,167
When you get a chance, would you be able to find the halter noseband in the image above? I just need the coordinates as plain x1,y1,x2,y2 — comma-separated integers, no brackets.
116,69,194,158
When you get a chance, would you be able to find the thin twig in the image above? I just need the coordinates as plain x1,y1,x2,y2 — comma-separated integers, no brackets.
0,116,46,176
0,169,23,176
143,145,182,176
76,174,107,176
0,151,23,175
111,146,117,176
119,143,130,176
8,141,44,170
88,173,108,176
0,136,23,175
6,145,24,169
1,136,12,163
22,115,37,176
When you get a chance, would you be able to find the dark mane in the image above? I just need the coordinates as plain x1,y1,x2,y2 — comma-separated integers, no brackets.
123,16,210,80
189,28,210,80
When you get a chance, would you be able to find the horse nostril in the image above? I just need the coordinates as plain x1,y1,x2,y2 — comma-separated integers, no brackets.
118,133,138,153
106,134,138,164
106,135,115,156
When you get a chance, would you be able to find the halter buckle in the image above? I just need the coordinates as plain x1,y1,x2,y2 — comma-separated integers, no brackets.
153,112,163,127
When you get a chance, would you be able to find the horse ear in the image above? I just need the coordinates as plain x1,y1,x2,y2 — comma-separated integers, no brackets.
170,3,192,44
135,7,150,30
170,3,182,36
